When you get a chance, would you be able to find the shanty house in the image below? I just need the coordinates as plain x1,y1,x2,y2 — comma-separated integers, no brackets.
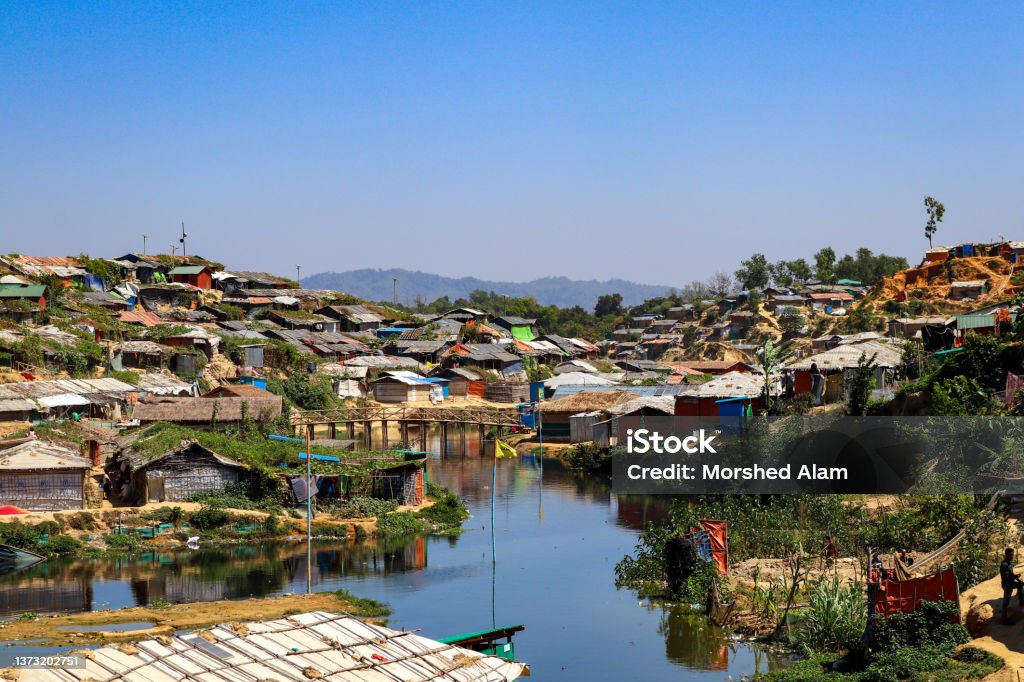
113,341,168,370
0,283,47,308
674,371,766,417
316,305,384,332
370,371,434,403
0,398,38,424
114,254,165,283
434,367,483,398
0,441,91,511
444,343,524,378
492,316,537,341
949,280,987,300
807,292,854,312
124,441,247,504
789,340,903,403
538,390,638,440
384,339,451,364
168,264,214,289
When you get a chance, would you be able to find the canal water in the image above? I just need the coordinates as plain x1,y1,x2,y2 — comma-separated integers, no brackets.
0,434,787,678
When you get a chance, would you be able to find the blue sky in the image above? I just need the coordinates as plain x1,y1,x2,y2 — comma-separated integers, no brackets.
2,2,1022,285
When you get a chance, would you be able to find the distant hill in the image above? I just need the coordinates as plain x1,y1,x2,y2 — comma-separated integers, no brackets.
302,268,674,308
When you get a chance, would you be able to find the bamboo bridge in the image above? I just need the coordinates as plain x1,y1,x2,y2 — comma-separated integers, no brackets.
291,405,523,454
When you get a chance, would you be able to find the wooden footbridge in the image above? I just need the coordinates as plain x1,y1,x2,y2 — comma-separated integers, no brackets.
291,405,523,454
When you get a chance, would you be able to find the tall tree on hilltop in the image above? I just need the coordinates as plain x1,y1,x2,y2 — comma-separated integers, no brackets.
924,196,945,248
735,253,771,290
814,247,836,284
594,293,624,317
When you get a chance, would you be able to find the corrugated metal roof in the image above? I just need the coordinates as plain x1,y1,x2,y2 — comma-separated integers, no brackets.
168,264,209,275
0,441,90,471
24,610,525,682
0,283,46,298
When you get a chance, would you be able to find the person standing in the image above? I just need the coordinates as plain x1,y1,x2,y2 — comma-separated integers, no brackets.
810,362,824,406
1001,547,1024,624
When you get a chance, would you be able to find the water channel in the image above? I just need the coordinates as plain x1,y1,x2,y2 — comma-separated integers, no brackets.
0,430,789,678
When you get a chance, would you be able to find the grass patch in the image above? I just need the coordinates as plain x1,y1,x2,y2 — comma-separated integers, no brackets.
332,589,392,618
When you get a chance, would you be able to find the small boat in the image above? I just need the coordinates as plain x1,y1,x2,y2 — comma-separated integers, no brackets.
439,624,525,662
0,544,45,576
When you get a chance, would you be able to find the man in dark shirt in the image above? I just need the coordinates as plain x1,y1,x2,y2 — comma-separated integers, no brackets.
1001,547,1024,624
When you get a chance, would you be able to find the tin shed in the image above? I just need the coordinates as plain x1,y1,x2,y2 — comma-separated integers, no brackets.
0,441,91,511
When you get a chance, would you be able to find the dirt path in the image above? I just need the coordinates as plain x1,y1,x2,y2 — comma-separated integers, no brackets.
962,564,1024,681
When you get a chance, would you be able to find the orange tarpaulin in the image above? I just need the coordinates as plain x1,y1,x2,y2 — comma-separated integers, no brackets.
687,520,729,575
870,566,961,622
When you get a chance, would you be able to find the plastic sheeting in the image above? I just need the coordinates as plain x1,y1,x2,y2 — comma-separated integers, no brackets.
870,566,961,621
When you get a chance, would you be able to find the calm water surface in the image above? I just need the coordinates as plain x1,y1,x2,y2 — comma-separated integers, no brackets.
0,433,787,678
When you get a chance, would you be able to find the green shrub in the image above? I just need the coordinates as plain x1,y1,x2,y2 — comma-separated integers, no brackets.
417,490,469,529
103,533,142,551
40,535,82,555
189,505,230,530
798,578,867,653
561,443,614,474
871,599,969,655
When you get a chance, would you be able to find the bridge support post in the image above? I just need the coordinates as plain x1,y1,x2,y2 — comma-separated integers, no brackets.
347,422,355,440
328,422,337,439
400,421,409,447
364,421,372,450
380,420,388,450
459,422,467,456
440,422,448,457
478,423,486,455
420,421,428,452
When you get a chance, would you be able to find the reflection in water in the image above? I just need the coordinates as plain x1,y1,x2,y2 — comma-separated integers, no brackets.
0,537,431,617
0,427,784,679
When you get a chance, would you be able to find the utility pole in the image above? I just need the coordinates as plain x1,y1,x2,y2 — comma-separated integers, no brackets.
393,277,398,304
170,245,177,257
179,222,188,259
142,235,148,255
296,265,302,285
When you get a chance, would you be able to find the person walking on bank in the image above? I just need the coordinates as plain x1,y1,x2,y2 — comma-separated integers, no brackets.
1001,547,1024,624
810,362,824,406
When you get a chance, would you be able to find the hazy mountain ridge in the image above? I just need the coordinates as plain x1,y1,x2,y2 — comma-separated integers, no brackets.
302,268,674,308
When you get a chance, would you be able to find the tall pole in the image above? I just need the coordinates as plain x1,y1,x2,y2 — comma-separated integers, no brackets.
142,234,148,256
180,222,188,258
305,423,312,594
296,265,301,285
491,436,497,566
393,277,398,304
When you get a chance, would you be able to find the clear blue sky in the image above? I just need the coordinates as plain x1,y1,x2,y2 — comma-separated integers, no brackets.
2,1,1022,285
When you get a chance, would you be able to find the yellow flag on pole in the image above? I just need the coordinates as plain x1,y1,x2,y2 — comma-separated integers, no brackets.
494,439,518,459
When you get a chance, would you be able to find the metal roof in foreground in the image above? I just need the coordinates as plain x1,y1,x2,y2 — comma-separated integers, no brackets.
25,610,526,681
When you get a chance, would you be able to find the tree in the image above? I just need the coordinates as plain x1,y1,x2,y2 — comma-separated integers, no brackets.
846,353,878,416
747,289,761,314
735,253,770,290
924,196,945,248
814,247,836,284
706,272,736,297
786,258,812,286
779,308,806,336
594,293,623,318
757,340,792,415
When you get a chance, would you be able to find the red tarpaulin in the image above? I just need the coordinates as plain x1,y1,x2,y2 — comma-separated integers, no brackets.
0,505,27,515
870,566,961,622
687,520,729,575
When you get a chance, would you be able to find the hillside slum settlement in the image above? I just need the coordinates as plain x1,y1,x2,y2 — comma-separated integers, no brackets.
2,241,1024,511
